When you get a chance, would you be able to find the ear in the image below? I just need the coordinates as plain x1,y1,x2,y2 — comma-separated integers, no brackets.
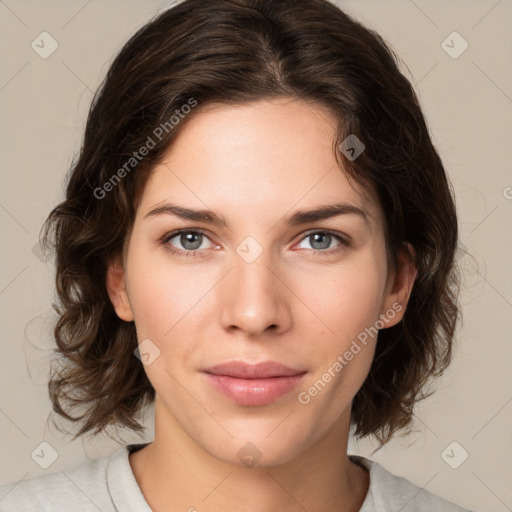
106,257,134,322
379,243,417,328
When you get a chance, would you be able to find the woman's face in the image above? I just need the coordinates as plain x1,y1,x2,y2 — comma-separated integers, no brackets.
108,97,410,466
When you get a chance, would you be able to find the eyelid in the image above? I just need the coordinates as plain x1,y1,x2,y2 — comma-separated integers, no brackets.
297,228,352,245
160,228,217,249
161,227,210,242
160,227,351,257
160,228,349,245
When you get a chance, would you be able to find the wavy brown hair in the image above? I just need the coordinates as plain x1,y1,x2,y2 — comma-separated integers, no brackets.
41,0,460,446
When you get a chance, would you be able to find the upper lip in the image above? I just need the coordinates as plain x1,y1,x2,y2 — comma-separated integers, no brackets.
203,361,306,379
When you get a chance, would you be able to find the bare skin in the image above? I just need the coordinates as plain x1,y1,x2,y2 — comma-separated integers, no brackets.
107,97,417,511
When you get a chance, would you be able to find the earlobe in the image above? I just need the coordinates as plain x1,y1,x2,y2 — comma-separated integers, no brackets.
106,259,134,322
380,243,417,327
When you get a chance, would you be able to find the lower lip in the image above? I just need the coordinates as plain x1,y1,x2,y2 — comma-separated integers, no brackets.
203,372,306,406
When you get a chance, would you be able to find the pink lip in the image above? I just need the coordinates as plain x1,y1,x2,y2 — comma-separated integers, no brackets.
203,361,307,406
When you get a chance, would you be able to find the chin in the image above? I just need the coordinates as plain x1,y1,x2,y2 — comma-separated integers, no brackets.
198,427,311,469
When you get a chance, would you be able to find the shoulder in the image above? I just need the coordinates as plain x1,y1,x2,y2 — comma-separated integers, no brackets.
349,454,478,512
0,449,116,512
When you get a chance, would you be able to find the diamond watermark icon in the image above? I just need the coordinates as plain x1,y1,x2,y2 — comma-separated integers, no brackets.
32,241,54,263
339,134,365,161
441,441,469,469
134,338,161,366
441,32,468,59
237,442,262,467
31,32,59,59
236,236,263,264
31,441,59,469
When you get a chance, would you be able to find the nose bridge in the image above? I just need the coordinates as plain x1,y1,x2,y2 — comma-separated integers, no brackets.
219,241,290,335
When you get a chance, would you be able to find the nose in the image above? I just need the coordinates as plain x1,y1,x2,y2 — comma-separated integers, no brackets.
219,252,292,337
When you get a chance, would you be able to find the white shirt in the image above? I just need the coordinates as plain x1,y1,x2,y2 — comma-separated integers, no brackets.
0,443,477,511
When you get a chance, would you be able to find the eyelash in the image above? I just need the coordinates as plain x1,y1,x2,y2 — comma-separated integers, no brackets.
159,229,351,259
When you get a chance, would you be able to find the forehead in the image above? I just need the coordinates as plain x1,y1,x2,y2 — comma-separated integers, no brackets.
138,98,381,228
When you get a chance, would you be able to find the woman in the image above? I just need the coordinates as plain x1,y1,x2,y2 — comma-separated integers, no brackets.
0,0,477,510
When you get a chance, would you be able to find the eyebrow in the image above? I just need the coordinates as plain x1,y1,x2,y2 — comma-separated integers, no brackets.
144,202,370,228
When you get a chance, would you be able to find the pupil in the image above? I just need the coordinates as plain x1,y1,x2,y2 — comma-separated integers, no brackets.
311,233,330,250
182,232,202,250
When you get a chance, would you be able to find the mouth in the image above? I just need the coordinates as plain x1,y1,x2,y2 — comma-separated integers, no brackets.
202,360,307,406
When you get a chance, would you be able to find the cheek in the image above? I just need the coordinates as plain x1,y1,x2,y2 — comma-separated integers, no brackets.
296,265,383,428
126,243,212,339
305,250,387,340
125,250,212,386
296,249,386,400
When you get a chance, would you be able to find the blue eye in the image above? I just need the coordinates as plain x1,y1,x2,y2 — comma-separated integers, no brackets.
297,231,348,253
161,230,213,258
160,229,350,259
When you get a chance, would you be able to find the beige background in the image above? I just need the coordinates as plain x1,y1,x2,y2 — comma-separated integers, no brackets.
0,0,511,510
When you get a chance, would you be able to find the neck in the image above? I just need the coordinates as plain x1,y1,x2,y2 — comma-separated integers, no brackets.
129,399,369,512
